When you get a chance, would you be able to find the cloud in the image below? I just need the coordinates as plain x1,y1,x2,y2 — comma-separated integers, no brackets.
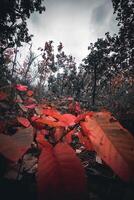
91,2,110,24
27,0,118,64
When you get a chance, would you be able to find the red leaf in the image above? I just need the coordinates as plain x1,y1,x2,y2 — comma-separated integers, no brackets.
0,134,25,162
25,103,36,109
44,116,57,122
0,91,8,101
65,129,75,143
35,118,66,128
43,109,76,127
25,97,37,104
0,120,6,133
17,117,30,128
16,84,28,91
68,102,74,113
31,115,40,122
55,127,64,141
36,130,51,149
12,126,34,153
37,129,49,136
37,143,87,200
75,112,93,124
27,90,33,96
68,96,73,101
75,101,81,113
83,113,134,181
80,121,92,137
61,114,76,126
43,108,62,120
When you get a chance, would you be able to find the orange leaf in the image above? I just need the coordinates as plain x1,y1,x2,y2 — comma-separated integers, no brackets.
43,108,63,120
35,118,66,128
43,109,76,127
0,91,8,101
37,143,87,200
84,113,134,181
61,114,76,126
17,117,30,127
80,121,92,137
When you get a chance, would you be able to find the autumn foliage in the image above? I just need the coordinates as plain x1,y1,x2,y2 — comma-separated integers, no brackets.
0,83,134,200
0,84,93,200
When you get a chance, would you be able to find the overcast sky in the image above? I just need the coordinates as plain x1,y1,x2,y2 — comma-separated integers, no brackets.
27,0,118,64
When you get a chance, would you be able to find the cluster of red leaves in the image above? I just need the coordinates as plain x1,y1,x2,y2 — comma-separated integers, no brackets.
1,84,133,199
0,84,94,200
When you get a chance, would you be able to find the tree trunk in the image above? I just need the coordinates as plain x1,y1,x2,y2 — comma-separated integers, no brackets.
92,65,97,106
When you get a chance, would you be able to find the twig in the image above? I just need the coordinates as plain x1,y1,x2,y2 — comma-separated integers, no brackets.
11,45,18,77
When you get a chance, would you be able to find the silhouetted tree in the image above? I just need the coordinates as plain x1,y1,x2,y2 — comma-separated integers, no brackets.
0,0,45,85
